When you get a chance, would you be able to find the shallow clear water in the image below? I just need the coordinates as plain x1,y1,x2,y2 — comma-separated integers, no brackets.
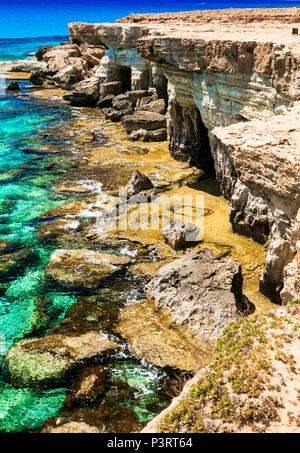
0,41,171,433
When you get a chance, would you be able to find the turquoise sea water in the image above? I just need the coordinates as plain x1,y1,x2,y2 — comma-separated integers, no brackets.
0,39,169,432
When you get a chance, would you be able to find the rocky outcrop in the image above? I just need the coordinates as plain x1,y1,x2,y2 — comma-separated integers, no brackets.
5,332,119,387
46,249,131,289
210,103,300,302
34,12,300,302
146,247,253,341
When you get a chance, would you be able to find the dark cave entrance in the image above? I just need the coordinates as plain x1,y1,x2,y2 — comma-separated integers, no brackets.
155,73,169,106
118,66,132,93
169,103,215,175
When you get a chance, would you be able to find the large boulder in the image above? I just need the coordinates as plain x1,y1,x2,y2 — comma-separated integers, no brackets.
99,82,121,99
161,220,200,250
126,170,154,197
146,247,254,341
130,128,167,142
122,111,167,133
5,332,119,387
63,76,100,106
45,249,131,289
138,99,166,115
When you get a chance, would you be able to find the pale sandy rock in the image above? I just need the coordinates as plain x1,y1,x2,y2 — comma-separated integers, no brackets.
146,247,253,340
46,249,131,289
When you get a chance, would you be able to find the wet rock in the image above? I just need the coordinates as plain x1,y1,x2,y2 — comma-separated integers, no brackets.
5,332,119,387
0,248,36,274
92,128,109,144
46,249,131,289
29,71,51,86
130,128,167,142
138,99,166,115
43,421,100,433
42,399,141,433
161,220,200,250
65,365,108,408
99,82,121,99
9,61,47,73
146,247,254,341
6,81,20,91
126,170,154,197
122,111,167,133
37,218,81,242
97,93,114,108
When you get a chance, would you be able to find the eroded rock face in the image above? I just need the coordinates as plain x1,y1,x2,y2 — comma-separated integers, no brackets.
5,332,119,387
46,249,131,289
210,103,300,302
146,247,253,340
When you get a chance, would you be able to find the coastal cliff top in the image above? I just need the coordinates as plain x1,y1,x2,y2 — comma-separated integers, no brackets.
116,7,300,24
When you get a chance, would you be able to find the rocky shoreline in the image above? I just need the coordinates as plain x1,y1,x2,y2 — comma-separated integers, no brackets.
3,6,300,433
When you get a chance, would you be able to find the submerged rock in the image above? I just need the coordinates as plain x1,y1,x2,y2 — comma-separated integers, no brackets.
46,249,131,289
5,332,119,387
146,247,254,341
161,220,200,250
43,421,100,433
126,170,154,197
65,365,108,408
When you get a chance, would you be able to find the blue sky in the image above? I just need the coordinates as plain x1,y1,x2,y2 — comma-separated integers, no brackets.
0,0,299,38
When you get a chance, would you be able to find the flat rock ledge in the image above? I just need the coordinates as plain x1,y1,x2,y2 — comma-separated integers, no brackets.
46,249,131,289
146,247,254,341
5,332,119,387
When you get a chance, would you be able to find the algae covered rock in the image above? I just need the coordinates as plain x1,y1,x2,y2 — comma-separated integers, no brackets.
65,365,108,408
43,421,101,433
146,247,254,341
5,332,119,387
46,249,131,289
